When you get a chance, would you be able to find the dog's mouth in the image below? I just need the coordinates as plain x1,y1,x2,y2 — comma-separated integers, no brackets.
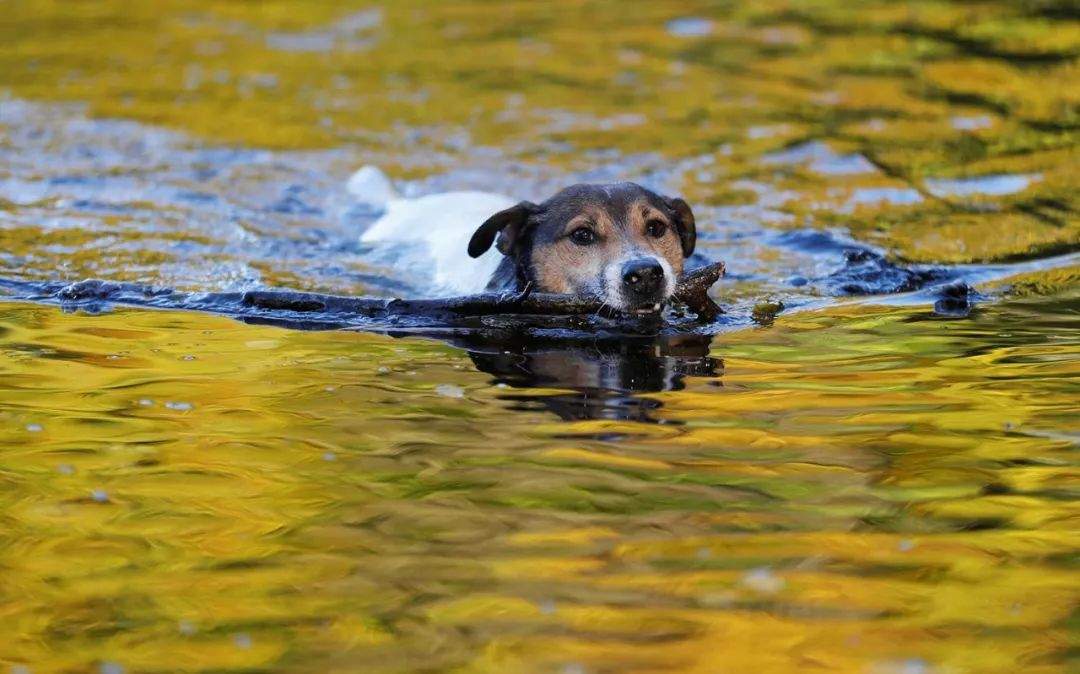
591,289,666,316
609,293,669,315
596,261,676,315
599,258,677,316
614,285,674,315
605,287,672,315
629,301,664,315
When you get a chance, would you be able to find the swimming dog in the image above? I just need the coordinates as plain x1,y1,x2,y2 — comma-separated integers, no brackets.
468,183,696,313
361,182,696,312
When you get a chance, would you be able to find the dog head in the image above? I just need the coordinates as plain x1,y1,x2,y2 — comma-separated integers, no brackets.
467,183,696,312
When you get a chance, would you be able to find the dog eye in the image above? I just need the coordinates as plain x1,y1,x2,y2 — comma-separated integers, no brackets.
569,227,597,246
645,219,667,238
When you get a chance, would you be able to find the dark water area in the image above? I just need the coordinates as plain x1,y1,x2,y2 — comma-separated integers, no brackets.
1,2,1078,673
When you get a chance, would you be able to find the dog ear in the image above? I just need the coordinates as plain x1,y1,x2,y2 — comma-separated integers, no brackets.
663,197,696,257
468,201,538,258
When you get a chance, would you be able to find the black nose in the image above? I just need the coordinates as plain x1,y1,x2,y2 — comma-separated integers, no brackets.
622,259,664,296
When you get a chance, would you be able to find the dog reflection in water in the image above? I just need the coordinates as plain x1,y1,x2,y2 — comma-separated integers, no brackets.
459,334,720,422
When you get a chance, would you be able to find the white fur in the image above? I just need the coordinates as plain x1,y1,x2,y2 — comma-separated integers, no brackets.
603,261,624,310
657,256,677,299
360,191,516,296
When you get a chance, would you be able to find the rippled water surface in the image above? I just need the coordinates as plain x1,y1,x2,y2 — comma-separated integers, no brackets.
1,1,1078,672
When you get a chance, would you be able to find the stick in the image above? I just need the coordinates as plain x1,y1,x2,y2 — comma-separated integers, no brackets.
242,261,726,319
2,261,726,331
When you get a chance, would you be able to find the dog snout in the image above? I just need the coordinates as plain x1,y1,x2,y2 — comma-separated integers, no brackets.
621,258,664,298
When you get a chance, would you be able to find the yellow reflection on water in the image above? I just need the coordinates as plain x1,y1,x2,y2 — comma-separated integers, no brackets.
1,283,1076,672
1,0,1078,671
1,0,1076,263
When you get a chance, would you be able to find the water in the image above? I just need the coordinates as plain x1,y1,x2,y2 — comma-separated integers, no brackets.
2,295,1077,672
1,1,1078,672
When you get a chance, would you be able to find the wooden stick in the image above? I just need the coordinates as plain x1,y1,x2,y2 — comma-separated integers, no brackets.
5,261,726,331
241,261,726,320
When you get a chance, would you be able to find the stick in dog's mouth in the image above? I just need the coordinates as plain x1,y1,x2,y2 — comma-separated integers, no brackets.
16,261,725,333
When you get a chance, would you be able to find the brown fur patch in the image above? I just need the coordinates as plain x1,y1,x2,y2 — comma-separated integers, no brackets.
530,206,608,294
530,198,684,295
624,198,686,277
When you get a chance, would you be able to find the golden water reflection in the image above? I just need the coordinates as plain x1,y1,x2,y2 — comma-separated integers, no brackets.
2,0,1077,264
1,285,1076,673
1,0,1078,671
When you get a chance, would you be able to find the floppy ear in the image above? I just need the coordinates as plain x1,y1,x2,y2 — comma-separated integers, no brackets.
664,197,696,257
467,201,538,258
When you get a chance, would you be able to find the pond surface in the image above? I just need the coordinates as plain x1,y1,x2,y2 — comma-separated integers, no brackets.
1,1,1078,673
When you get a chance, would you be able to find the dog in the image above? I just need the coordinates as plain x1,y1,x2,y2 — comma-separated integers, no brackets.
468,183,696,313
360,182,696,312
